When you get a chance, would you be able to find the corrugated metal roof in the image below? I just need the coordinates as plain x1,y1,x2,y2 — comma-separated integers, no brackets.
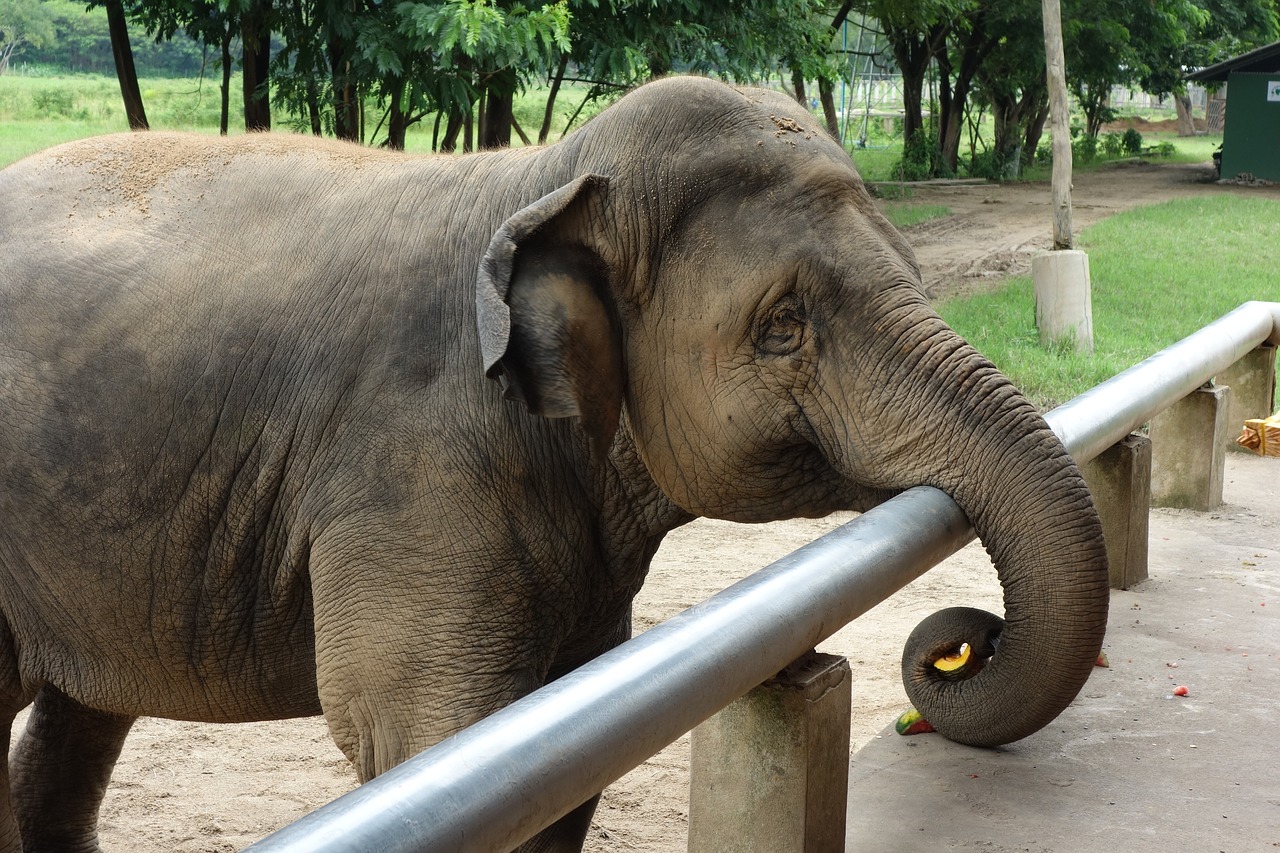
1186,40,1280,82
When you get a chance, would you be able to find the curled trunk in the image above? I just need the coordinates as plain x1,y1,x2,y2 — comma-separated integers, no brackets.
837,302,1109,746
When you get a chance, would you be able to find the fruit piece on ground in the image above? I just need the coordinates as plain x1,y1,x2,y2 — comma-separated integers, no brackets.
895,707,936,735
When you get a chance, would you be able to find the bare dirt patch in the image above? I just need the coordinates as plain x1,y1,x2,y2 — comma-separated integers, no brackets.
32,156,1276,852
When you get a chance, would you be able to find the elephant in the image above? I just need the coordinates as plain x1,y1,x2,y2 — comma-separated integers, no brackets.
0,75,1108,852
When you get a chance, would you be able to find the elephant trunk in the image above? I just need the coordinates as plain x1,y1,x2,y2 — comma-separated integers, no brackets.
835,298,1110,746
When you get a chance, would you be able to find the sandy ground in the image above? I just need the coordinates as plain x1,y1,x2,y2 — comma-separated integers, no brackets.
27,157,1275,850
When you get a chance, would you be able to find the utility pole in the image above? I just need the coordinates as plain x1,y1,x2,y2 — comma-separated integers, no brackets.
1033,0,1094,352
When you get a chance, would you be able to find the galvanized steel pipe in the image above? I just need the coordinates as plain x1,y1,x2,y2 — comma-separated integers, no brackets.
1047,300,1280,463
248,301,1279,853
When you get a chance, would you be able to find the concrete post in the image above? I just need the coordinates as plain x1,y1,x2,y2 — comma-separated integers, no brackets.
1080,433,1151,589
688,651,851,853
1217,344,1277,453
1032,250,1093,353
1150,384,1230,510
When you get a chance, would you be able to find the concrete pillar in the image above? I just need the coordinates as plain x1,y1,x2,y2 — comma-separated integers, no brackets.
1150,384,1230,510
1032,249,1093,353
1217,344,1277,453
1080,433,1151,589
688,651,851,853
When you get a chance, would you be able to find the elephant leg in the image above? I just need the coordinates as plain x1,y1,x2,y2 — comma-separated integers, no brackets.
514,795,600,853
10,685,135,853
0,719,19,853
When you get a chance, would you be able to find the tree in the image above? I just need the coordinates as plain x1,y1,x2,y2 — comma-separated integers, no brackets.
387,0,571,150
1158,0,1278,134
934,1,1002,174
971,0,1046,173
0,0,57,75
129,0,240,132
104,0,149,128
1064,0,1209,139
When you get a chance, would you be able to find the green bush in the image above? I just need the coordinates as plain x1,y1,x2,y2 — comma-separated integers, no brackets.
1121,127,1143,154
1072,134,1099,162
31,88,75,117
892,127,952,181
1101,132,1124,157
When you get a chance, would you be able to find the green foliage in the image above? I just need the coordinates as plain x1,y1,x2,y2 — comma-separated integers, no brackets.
0,0,58,73
1121,127,1143,153
11,1,208,77
395,0,571,64
893,125,952,181
30,86,77,117
1073,132,1099,162
938,195,1280,410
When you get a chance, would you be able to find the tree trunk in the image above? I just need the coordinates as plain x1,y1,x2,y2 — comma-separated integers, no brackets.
1174,91,1196,137
1022,92,1050,163
481,85,514,149
104,0,148,130
440,104,464,153
790,67,807,106
938,11,995,174
1042,0,1073,250
886,23,947,148
539,54,569,144
330,38,359,142
386,80,408,150
818,77,840,140
241,3,271,131
219,25,232,135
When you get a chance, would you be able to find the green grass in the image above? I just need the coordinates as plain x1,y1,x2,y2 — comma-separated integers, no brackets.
881,202,950,229
0,74,230,164
938,195,1280,410
0,72,600,166
849,144,904,182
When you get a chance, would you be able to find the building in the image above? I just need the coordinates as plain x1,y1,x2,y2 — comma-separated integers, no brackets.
1187,41,1280,182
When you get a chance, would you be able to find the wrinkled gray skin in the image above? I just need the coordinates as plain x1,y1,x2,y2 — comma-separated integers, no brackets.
0,77,1108,852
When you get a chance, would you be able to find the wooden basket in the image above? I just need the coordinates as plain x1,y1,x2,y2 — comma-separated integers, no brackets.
1236,412,1280,457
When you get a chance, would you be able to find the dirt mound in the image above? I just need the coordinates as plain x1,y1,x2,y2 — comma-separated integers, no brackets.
1100,115,1207,134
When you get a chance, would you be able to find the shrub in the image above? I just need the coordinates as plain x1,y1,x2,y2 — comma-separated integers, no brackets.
1072,134,1099,162
1121,128,1143,154
31,88,75,117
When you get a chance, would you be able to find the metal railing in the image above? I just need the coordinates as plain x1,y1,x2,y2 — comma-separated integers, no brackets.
248,301,1280,853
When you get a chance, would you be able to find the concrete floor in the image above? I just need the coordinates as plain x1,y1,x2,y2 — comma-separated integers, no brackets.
846,451,1279,852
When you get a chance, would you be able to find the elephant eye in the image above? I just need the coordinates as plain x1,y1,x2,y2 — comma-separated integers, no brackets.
756,293,807,356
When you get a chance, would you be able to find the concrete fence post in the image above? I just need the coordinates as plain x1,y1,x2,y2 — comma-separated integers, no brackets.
1150,384,1230,510
1217,344,1277,452
688,651,851,853
1080,433,1151,589
1032,250,1094,353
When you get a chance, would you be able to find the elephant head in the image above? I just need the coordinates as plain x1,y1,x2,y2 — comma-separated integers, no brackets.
476,77,1108,747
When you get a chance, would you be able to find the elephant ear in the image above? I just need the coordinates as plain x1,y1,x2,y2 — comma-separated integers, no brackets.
476,175,623,456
